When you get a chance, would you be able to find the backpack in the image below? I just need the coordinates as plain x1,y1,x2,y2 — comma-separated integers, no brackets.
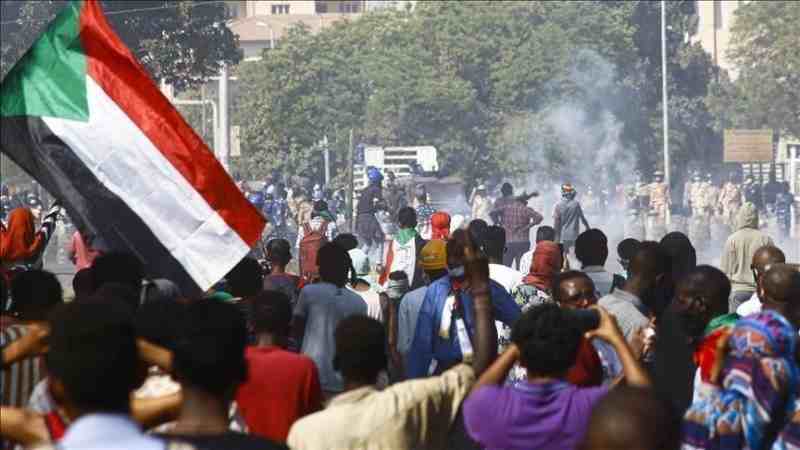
299,221,329,282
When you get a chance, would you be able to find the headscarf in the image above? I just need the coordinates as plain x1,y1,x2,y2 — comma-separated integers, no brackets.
693,313,740,383
0,208,45,262
522,241,562,291
431,211,451,240
682,310,798,450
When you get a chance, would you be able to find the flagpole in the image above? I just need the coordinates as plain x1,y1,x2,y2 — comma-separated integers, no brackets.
219,64,230,173
661,0,671,226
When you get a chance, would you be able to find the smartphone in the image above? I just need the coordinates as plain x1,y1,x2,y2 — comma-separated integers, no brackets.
569,309,600,333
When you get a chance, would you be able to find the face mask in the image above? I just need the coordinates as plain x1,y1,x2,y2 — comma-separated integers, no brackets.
448,266,465,279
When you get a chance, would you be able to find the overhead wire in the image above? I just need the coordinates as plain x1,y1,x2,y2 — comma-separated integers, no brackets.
0,1,228,26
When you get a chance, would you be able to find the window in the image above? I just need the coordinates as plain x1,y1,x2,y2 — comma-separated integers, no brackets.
338,1,361,13
271,4,290,14
316,2,329,13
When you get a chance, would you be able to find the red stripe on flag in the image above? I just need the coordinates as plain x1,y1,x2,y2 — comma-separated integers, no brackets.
78,0,265,246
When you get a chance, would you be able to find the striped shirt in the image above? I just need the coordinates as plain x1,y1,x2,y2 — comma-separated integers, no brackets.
2,324,46,450
1,324,45,408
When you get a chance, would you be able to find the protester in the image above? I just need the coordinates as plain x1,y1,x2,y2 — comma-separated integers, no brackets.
292,243,367,398
406,229,521,378
757,264,800,328
598,241,671,342
356,168,385,261
430,211,451,241
681,310,797,450
467,219,489,253
287,237,497,449
575,229,614,296
736,245,786,316
579,386,679,450
66,230,102,271
490,194,543,269
236,291,321,443
553,184,590,257
38,301,165,450
0,205,60,271
469,184,492,223
462,304,650,450
659,231,697,284
492,182,516,214
225,257,264,300
395,240,448,372
91,251,146,297
652,265,733,417
295,200,337,249
1,270,62,409
261,239,302,305
615,237,640,283
348,249,383,321
483,225,524,294
519,225,556,275
511,240,562,311
140,279,182,304
379,207,427,289
166,299,286,449
720,202,773,312
414,185,436,240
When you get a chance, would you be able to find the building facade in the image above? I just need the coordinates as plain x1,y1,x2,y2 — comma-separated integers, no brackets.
691,0,742,78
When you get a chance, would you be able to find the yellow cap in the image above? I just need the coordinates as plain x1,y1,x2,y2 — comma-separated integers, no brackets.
420,239,447,271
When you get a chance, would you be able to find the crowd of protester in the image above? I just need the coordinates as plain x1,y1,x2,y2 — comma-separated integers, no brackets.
1,196,799,450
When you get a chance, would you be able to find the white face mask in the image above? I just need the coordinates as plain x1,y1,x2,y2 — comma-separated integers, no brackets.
448,266,465,278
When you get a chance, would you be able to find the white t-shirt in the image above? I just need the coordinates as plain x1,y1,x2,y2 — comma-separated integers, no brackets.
736,292,761,317
489,263,524,294
519,249,534,276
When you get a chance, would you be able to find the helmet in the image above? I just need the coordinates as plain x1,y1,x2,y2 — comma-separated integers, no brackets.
247,191,265,209
561,183,576,198
367,167,383,184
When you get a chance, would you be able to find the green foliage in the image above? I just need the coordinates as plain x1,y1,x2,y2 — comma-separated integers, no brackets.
706,1,799,137
0,0,240,91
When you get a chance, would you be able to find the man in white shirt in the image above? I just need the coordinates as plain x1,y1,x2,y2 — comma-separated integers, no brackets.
735,245,786,317
575,229,615,297
43,302,167,450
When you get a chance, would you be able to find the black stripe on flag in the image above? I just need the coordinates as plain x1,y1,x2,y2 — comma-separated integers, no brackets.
1,116,203,296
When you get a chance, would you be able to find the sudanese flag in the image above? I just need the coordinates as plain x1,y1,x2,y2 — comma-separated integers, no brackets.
0,0,265,294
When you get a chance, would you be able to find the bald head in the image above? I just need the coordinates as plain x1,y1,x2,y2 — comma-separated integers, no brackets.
580,386,678,450
760,264,800,328
751,246,786,274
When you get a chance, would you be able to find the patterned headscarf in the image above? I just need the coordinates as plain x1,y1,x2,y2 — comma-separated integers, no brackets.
682,310,798,450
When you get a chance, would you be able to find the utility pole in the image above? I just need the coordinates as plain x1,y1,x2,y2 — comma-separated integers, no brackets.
661,0,671,226
323,134,331,185
348,129,355,232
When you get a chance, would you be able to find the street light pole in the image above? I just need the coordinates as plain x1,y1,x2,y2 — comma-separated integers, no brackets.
661,0,671,226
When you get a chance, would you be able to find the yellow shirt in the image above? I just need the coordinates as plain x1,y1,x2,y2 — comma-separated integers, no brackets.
287,364,476,450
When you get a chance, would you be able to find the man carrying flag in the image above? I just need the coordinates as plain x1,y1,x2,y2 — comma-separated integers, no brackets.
0,0,265,295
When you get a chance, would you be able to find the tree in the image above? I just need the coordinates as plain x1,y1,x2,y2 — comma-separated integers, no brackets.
707,1,799,137
232,0,721,191
0,0,240,91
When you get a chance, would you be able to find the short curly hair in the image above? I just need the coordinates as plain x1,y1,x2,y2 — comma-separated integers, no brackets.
511,303,582,377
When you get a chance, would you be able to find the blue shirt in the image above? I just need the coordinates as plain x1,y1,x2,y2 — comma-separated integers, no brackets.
406,276,521,378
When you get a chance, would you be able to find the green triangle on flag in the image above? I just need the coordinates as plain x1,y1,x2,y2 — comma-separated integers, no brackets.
0,1,89,121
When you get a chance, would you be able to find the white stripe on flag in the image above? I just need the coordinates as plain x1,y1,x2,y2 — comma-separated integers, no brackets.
43,77,250,290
